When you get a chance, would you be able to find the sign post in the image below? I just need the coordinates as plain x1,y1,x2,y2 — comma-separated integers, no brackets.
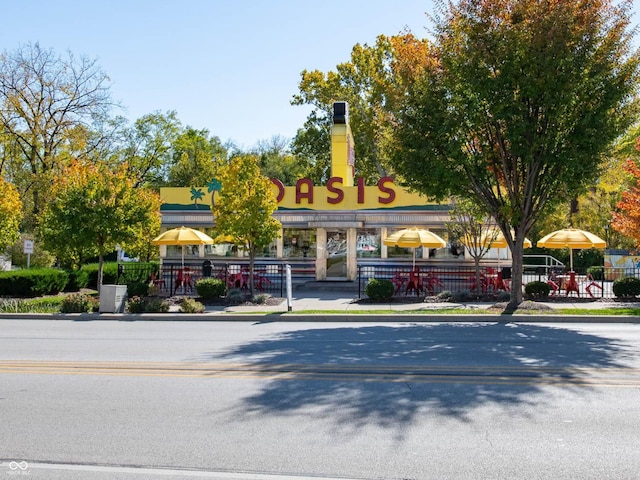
23,240,34,268
285,264,293,312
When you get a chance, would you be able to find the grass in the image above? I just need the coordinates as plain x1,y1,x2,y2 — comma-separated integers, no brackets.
0,295,66,313
285,307,640,316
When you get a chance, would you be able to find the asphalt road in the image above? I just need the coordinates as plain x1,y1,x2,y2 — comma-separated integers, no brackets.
1,319,640,480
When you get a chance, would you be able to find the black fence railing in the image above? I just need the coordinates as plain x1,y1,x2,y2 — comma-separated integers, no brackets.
117,262,285,297
358,265,637,299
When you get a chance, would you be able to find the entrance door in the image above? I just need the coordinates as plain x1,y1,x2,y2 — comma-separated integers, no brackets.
325,229,347,279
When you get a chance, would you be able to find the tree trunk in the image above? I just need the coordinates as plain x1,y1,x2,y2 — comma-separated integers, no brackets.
509,235,525,307
248,244,255,298
474,256,482,295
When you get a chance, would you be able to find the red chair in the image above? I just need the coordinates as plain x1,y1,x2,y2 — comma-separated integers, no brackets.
564,271,580,297
405,269,423,296
391,272,406,295
424,272,444,294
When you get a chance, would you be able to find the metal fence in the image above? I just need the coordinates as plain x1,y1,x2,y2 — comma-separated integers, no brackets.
357,265,638,300
117,261,285,297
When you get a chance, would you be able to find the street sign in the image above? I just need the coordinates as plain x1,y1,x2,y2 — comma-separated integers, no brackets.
23,240,34,254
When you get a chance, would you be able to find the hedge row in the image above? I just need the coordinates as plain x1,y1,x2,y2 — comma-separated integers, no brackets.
0,262,160,298
0,269,69,297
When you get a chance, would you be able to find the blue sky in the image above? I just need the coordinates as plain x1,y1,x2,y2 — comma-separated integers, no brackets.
0,0,434,149
1,1,638,150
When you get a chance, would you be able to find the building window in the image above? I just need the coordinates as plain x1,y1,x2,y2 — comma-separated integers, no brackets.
357,228,380,258
283,229,316,258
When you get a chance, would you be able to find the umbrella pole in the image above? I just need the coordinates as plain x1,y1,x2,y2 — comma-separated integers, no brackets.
181,245,185,270
570,248,573,271
413,248,416,269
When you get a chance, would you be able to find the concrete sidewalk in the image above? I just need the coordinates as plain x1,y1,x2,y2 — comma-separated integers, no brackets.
203,291,640,315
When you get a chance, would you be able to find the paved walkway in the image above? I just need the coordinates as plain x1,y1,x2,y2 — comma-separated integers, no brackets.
202,291,639,315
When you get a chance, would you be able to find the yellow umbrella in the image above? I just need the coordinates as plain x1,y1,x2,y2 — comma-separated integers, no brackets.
383,227,446,267
537,228,606,271
152,226,214,268
463,229,532,249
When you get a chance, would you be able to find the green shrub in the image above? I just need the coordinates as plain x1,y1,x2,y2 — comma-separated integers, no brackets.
613,276,640,298
64,269,90,292
365,278,394,302
126,296,169,313
225,288,245,305
82,263,119,289
179,297,205,313
0,269,68,297
196,278,226,299
251,293,270,304
436,290,453,301
586,266,604,281
127,281,149,297
451,289,471,302
60,293,92,313
525,281,551,299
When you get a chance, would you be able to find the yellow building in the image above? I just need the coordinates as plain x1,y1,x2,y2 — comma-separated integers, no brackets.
158,102,478,282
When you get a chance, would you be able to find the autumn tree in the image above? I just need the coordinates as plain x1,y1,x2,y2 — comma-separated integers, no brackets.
612,138,640,246
0,178,22,253
0,43,113,223
39,161,160,291
392,0,639,306
213,155,281,296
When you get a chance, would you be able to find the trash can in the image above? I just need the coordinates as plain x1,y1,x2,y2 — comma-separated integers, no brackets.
99,285,127,313
202,259,212,277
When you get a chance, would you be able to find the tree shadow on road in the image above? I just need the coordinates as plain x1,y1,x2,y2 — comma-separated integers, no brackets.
203,322,632,428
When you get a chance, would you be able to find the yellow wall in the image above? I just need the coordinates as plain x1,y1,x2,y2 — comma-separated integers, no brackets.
160,181,436,211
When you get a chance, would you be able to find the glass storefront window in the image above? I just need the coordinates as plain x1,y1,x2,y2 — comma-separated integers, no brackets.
357,228,380,258
283,228,316,258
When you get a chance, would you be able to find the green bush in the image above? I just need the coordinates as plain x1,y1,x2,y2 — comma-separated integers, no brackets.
126,296,169,313
60,293,92,313
365,278,394,302
251,293,271,304
451,289,471,302
0,269,69,297
195,278,226,299
82,263,119,289
436,290,453,301
127,281,149,297
613,276,640,298
496,290,511,302
64,269,90,292
525,280,551,299
586,266,604,281
225,288,245,305
179,297,205,313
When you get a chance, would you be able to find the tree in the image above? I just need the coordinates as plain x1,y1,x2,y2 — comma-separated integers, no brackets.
447,198,499,294
392,0,639,306
39,161,160,291
252,135,310,185
0,178,22,253
0,43,113,222
167,127,227,187
292,34,428,183
213,155,281,296
116,111,182,188
611,147,640,246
